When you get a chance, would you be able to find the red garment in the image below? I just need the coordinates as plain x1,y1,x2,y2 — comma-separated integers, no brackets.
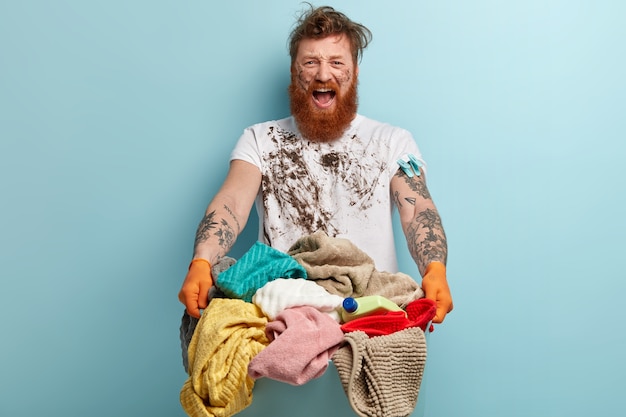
340,298,436,336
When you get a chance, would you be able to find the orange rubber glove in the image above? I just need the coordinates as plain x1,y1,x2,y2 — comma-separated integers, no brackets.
178,259,213,319
421,261,453,324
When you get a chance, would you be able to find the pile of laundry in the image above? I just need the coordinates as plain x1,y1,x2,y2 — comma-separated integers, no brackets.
179,231,436,417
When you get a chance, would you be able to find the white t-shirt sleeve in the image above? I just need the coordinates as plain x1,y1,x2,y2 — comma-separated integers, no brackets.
230,126,263,168
384,126,428,179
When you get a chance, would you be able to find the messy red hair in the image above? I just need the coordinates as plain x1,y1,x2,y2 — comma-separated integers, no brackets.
288,4,373,64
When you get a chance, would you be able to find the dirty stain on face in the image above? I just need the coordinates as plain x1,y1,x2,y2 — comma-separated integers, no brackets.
261,125,387,243
293,34,356,110
289,34,359,143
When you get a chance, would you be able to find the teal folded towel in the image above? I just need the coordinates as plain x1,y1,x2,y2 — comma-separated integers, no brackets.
216,241,307,302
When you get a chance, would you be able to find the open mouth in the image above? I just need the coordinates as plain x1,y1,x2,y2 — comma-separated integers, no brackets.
312,88,336,109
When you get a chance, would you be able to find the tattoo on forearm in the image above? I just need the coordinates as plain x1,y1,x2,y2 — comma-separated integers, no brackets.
193,208,238,256
194,210,218,248
215,219,236,250
223,204,241,234
407,208,448,273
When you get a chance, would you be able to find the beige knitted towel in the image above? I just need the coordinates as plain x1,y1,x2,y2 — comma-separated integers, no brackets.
332,328,427,417
287,231,424,307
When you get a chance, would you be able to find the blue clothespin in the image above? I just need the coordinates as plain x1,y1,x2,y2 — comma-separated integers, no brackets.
397,153,422,178
397,159,414,178
407,154,423,177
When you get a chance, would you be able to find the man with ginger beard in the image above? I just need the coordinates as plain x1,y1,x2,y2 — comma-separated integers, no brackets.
179,6,453,326
288,39,358,143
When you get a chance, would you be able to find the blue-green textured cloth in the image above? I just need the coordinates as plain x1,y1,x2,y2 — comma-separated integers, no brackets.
216,241,307,302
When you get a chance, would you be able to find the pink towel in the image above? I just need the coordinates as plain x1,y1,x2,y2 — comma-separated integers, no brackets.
248,306,344,386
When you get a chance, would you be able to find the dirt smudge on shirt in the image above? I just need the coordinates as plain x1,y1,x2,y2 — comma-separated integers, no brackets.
262,127,386,242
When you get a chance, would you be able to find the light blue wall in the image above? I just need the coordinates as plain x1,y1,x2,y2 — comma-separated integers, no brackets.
1,1,624,416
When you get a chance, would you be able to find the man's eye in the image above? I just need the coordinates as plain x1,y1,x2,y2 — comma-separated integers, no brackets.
332,61,343,65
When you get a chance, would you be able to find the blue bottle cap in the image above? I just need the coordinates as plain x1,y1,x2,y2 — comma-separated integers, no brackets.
343,297,358,313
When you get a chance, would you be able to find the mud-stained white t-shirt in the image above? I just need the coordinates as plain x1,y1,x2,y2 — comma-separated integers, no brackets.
230,114,425,273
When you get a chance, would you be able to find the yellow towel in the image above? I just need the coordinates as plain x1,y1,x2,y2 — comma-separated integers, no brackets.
180,298,269,417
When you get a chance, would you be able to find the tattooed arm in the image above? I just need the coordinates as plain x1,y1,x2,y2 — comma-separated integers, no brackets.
191,160,261,263
391,168,453,323
391,169,447,274
179,159,261,317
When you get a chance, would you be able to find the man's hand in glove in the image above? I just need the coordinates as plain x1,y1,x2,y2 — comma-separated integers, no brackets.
178,259,213,319
421,261,453,323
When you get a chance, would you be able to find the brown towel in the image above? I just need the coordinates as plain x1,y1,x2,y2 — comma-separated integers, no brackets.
287,231,424,307
332,328,427,417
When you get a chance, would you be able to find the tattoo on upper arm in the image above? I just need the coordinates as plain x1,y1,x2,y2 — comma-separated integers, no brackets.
395,169,431,200
194,210,218,248
395,190,416,207
393,191,402,208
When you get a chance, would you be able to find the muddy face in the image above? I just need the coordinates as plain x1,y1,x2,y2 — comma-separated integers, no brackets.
289,34,358,143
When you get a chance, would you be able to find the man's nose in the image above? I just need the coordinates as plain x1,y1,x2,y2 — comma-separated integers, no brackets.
315,62,332,83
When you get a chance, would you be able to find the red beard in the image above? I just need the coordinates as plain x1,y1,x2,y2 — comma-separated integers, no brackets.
288,73,358,143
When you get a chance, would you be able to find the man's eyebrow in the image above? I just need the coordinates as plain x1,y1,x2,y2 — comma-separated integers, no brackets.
301,53,347,61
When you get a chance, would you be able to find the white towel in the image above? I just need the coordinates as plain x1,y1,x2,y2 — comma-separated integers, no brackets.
252,278,344,321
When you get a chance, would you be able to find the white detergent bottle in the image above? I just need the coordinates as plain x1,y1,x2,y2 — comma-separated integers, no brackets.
340,295,406,323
